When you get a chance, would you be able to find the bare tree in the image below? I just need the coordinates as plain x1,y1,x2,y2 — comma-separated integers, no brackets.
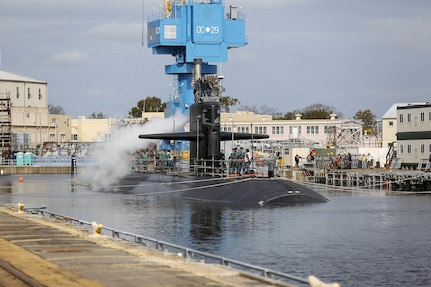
48,104,65,115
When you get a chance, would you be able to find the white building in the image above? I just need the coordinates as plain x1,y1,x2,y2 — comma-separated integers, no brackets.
381,102,427,149
220,111,363,148
396,103,431,167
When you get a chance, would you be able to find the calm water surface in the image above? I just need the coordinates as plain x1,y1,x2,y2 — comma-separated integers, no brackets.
0,174,430,287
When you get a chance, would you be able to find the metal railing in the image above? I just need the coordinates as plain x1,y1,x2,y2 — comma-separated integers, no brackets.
129,158,273,178
0,156,94,167
36,209,308,286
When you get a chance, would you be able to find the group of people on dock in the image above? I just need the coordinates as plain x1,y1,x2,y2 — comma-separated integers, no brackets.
329,152,352,169
228,147,252,175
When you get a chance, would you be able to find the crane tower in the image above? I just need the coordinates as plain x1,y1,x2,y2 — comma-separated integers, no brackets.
147,0,247,152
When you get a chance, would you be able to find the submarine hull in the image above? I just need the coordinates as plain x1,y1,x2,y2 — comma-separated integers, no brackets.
123,174,328,205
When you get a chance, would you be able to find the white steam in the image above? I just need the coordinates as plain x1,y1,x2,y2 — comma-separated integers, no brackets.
80,114,188,190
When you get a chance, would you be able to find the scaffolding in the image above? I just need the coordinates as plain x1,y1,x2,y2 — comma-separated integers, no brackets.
0,97,12,158
326,120,362,147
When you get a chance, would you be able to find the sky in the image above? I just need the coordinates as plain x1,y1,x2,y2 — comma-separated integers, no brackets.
1,0,430,119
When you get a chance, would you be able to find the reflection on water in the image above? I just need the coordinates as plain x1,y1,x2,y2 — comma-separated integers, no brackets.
0,174,430,287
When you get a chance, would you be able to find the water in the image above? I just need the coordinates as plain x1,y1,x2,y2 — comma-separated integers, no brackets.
1,174,430,287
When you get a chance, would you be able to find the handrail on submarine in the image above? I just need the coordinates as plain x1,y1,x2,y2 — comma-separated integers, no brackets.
129,157,279,178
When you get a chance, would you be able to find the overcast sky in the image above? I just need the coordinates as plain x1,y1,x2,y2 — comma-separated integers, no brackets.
1,0,430,119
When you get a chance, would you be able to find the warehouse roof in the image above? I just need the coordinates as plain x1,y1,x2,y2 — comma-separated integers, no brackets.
0,70,46,84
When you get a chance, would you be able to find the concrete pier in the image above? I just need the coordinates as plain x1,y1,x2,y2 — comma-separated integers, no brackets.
0,207,298,287
0,166,71,174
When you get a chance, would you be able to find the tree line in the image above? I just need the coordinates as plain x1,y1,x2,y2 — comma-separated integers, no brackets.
48,96,377,134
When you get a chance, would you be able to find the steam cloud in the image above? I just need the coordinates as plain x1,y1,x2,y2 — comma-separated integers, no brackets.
79,114,188,190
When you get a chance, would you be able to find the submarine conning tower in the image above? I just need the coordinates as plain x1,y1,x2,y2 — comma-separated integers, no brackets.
190,58,220,161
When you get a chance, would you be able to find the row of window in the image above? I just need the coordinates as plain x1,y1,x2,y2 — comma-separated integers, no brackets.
399,144,431,154
16,87,43,100
222,125,333,135
399,112,431,123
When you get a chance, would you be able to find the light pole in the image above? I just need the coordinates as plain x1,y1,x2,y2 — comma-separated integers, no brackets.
223,123,226,152
229,116,234,150
250,122,254,171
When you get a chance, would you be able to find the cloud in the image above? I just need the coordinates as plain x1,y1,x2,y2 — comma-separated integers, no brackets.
44,51,89,66
86,89,116,97
366,17,431,52
236,0,304,8
87,22,142,42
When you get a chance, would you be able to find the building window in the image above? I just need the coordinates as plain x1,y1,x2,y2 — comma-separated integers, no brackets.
272,126,284,135
60,134,65,142
306,126,319,135
400,144,403,154
16,87,19,98
388,121,394,126
429,112,431,121
420,144,425,154
28,88,31,99
105,134,112,142
239,126,249,133
407,113,411,123
255,126,267,135
49,134,55,141
399,114,403,123
407,144,411,154
38,89,42,100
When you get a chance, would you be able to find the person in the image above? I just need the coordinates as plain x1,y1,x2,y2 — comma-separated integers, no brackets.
294,154,301,168
166,150,173,169
142,150,149,170
307,151,315,163
244,148,251,174
228,148,237,174
367,153,373,169
220,149,226,173
346,153,352,169
237,147,245,174
329,152,334,169
361,154,367,169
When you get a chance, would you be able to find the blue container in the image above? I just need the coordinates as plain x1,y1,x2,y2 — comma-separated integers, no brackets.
16,152,24,166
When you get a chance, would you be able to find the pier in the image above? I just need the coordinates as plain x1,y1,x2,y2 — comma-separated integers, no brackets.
0,205,312,287
284,167,431,192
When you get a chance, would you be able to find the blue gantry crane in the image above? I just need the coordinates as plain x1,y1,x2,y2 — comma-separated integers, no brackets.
147,0,247,155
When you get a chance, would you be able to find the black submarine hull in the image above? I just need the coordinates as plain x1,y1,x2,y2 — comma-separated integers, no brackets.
123,174,328,205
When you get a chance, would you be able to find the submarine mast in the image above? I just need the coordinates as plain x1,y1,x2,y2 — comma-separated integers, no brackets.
147,0,247,153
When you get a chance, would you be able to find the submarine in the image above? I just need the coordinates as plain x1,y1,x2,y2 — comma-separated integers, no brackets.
132,1,327,205
136,60,328,205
